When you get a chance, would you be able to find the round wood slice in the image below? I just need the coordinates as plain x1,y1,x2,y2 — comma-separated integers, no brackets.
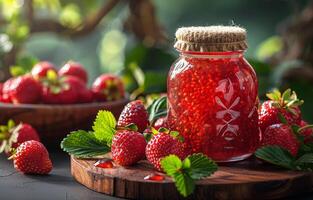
71,155,313,200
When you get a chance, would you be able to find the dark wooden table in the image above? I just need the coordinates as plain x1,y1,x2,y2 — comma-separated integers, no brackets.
0,150,312,200
0,150,121,200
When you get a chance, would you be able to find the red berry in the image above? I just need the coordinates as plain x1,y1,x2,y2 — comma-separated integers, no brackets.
58,61,88,84
117,100,149,132
0,122,40,154
64,76,93,103
145,132,189,171
42,76,79,104
31,61,56,79
10,75,42,104
92,74,125,101
111,130,146,166
153,117,168,130
261,123,299,156
13,140,52,174
2,78,15,103
12,123,40,149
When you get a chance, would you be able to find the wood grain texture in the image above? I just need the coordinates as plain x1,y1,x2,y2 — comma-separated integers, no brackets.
0,99,128,146
71,155,313,200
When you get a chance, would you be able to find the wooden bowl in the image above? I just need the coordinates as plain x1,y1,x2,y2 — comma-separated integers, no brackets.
0,99,129,148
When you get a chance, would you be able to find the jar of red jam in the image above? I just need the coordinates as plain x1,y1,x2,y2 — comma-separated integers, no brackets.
167,26,260,162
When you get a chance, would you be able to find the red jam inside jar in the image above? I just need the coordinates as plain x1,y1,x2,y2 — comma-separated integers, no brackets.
167,50,260,162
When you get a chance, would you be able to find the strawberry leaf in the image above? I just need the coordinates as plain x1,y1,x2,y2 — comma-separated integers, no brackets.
294,153,313,171
61,130,110,158
174,173,195,197
282,89,291,102
124,123,138,132
255,146,295,169
161,154,182,176
92,110,116,146
266,89,281,101
161,153,217,197
187,153,218,179
148,96,167,123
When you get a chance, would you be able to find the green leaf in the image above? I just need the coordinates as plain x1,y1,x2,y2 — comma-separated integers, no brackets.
10,66,27,77
161,153,218,197
161,155,182,176
170,131,179,138
282,89,291,102
7,119,15,130
187,153,218,180
148,96,167,123
174,173,195,197
60,130,110,158
294,153,313,171
266,89,281,101
124,123,138,132
255,146,295,169
92,110,116,145
278,113,288,124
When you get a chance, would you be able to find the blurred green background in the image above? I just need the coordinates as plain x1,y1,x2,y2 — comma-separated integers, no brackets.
0,0,312,121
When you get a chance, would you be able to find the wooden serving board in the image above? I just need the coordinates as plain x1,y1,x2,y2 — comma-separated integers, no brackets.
71,155,313,200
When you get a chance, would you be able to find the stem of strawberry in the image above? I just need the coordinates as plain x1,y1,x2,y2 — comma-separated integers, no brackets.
298,125,313,133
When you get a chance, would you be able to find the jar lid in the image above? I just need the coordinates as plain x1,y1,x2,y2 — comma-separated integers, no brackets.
174,26,247,52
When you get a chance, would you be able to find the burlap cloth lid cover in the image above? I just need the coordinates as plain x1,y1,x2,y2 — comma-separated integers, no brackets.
174,26,247,52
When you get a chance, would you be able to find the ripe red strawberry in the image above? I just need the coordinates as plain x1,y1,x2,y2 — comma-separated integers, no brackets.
92,74,125,101
13,140,52,174
58,61,88,84
2,78,15,103
31,61,56,79
153,116,168,130
299,120,313,143
41,74,79,104
0,121,40,154
111,130,146,166
145,132,189,171
117,100,149,132
261,123,299,156
259,89,303,133
9,75,42,104
64,76,93,103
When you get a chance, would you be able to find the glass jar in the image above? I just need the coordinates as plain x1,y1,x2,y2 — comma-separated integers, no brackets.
167,26,260,162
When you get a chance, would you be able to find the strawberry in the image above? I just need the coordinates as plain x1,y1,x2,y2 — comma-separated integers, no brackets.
92,74,125,102
145,132,189,171
111,130,146,166
12,140,52,174
41,72,78,104
261,123,299,156
259,89,303,133
31,61,57,79
58,61,88,84
153,116,168,130
64,76,93,103
9,75,42,104
0,121,40,154
2,78,15,103
299,120,313,143
117,100,149,132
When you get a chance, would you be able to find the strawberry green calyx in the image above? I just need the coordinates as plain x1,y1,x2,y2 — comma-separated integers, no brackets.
0,120,19,154
266,89,303,113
